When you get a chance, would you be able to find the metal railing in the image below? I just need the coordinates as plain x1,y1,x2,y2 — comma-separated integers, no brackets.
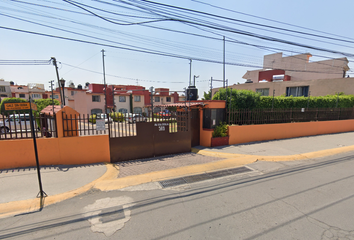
62,111,189,138
227,108,354,125
0,113,57,140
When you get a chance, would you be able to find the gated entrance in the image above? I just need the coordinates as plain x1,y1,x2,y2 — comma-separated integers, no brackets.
109,110,191,162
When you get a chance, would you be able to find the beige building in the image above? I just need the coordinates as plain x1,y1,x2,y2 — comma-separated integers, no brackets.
243,52,349,83
220,77,354,97
212,52,352,97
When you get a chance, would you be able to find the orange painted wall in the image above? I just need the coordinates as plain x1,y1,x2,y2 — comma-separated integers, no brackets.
0,135,110,170
202,100,226,109
228,120,354,145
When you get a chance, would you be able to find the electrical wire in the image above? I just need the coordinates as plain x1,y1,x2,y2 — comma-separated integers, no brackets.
61,62,185,83
0,59,51,65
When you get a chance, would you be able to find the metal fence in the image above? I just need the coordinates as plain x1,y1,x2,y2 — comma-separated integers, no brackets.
0,113,57,140
62,110,189,138
227,108,354,125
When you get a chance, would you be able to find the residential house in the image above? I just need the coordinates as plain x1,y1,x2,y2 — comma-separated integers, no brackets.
0,79,12,101
11,83,48,100
212,52,352,97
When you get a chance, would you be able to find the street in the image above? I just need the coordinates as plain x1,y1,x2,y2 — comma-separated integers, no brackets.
1,151,354,239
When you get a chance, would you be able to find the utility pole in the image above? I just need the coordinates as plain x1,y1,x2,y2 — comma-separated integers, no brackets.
49,80,54,115
189,59,192,86
102,49,107,114
223,36,225,88
51,57,63,108
210,77,213,99
150,87,154,121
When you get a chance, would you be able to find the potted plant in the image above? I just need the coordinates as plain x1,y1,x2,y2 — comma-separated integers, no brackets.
211,122,229,147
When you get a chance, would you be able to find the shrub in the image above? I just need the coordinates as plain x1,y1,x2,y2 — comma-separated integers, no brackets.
213,88,261,109
110,112,124,122
212,122,228,138
88,114,96,124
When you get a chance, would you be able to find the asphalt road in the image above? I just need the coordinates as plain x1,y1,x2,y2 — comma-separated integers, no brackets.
1,152,354,239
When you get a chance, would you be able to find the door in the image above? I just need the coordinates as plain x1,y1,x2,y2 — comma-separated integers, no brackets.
190,108,200,147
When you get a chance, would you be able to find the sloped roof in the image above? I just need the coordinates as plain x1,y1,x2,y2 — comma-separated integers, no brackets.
41,105,62,115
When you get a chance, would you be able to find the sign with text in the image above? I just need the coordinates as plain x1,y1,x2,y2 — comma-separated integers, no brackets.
96,119,105,131
4,102,30,111
154,122,169,132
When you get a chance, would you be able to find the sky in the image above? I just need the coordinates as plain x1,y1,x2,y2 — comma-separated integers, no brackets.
1,0,354,97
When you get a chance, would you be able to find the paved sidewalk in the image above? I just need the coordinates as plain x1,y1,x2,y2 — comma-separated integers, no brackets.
0,163,106,204
116,153,224,178
193,132,354,156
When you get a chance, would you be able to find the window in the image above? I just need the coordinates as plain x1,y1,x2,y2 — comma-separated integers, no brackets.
118,108,128,113
133,107,142,113
92,95,100,102
155,96,160,102
119,96,126,102
19,94,25,98
256,88,269,96
134,95,141,102
91,108,102,114
286,86,309,97
166,97,171,102
71,91,76,96
1,94,7,98
31,94,41,98
153,107,161,113
50,95,59,99
0,86,5,92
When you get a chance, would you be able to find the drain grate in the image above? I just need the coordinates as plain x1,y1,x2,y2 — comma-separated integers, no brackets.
159,166,252,188
159,177,187,188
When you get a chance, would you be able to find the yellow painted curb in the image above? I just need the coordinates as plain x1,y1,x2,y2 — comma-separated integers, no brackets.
191,148,248,159
0,163,119,219
193,145,354,162
94,156,257,191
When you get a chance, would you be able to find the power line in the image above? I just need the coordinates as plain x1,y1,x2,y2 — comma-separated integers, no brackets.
61,62,185,83
190,0,354,42
0,59,51,65
4,0,353,63
66,0,354,58
126,0,354,44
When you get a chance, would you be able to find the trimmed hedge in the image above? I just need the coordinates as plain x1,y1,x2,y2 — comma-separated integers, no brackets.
213,89,354,109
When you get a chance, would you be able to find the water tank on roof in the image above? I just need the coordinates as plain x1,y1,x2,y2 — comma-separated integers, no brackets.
272,75,284,81
187,86,198,100
77,84,82,90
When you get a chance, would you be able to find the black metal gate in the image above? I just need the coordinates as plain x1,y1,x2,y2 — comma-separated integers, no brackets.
109,110,191,162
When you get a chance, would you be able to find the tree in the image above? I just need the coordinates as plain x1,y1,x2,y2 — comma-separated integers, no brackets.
212,88,261,109
33,99,60,113
202,90,211,100
0,97,29,116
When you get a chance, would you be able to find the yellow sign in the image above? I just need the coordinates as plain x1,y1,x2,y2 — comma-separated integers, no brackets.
4,102,30,111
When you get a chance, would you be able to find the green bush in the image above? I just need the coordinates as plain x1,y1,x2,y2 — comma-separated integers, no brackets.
257,94,354,109
213,88,354,110
212,122,228,138
110,112,124,122
88,114,96,124
213,88,261,109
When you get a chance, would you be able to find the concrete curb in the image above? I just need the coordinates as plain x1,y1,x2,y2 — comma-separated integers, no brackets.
0,163,119,219
94,156,257,192
192,145,354,162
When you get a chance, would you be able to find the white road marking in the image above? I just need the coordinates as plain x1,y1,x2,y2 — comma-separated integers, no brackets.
83,196,134,237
